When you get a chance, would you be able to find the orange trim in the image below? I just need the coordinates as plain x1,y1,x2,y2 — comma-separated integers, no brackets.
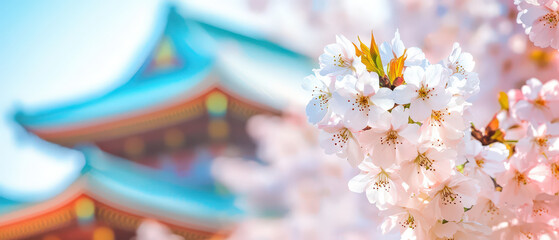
28,87,279,145
0,193,227,240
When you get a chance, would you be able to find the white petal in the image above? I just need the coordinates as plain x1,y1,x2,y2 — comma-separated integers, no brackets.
393,85,415,104
403,66,424,87
348,173,370,193
391,105,409,130
371,88,395,110
306,98,329,124
409,99,431,122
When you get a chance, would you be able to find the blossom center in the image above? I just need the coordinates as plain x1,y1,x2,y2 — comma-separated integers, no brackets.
312,87,331,110
486,201,499,217
372,170,391,191
551,163,559,179
416,84,436,100
533,205,549,217
399,213,417,229
333,53,351,68
533,97,547,108
475,157,485,168
439,186,461,205
380,130,402,148
514,171,528,186
521,231,534,240
430,109,449,126
538,11,559,29
351,94,371,114
332,128,350,146
414,152,435,171
534,136,549,148
453,61,465,74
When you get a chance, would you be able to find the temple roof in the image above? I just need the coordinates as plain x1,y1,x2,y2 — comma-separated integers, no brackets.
16,4,312,132
0,147,241,239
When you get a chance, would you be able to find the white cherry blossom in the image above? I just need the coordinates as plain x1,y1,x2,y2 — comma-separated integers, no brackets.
333,72,394,130
319,35,365,76
348,160,404,210
463,140,508,190
427,173,479,222
393,64,452,122
303,71,336,124
379,30,428,68
444,43,480,98
318,121,364,167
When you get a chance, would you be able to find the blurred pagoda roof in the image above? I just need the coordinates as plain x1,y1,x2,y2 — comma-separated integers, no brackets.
3,3,316,238
16,4,312,133
0,147,240,239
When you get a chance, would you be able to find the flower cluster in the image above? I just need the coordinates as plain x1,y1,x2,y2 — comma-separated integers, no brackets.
516,0,559,49
304,31,559,239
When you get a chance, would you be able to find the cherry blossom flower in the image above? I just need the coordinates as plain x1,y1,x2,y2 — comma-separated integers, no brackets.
466,190,508,226
497,221,557,240
497,162,540,207
380,206,432,240
303,72,336,124
379,30,428,68
516,0,559,49
527,158,559,194
515,123,559,165
444,43,480,98
348,160,404,209
333,72,394,130
518,193,559,223
319,35,365,76
319,121,364,167
420,97,467,144
427,173,480,222
393,64,452,122
513,78,559,124
463,140,508,190
304,30,559,239
359,105,419,168
399,145,455,191
429,221,490,240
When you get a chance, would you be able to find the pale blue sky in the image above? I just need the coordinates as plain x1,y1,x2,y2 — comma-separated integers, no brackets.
0,0,165,201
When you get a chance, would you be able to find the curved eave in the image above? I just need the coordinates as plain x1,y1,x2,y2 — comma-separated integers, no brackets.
16,4,314,135
0,171,242,234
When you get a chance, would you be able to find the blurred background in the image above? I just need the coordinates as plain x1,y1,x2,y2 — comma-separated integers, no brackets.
0,0,557,239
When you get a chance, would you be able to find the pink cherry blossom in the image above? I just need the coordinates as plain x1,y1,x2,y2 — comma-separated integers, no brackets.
516,0,559,49
515,123,559,166
319,122,364,167
497,162,540,207
359,105,419,168
463,140,508,190
513,78,559,124
427,173,480,222
399,145,455,191
348,160,405,209
429,221,490,240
